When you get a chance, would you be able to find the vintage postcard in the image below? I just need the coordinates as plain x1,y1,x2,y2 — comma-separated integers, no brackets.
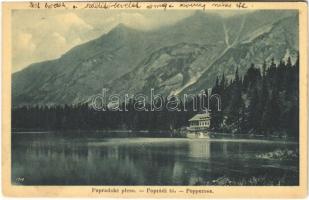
2,1,308,198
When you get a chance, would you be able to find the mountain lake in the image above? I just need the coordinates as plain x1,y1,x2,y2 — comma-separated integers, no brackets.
12,132,299,186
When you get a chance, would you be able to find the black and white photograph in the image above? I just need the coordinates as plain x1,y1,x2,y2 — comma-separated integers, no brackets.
2,1,307,198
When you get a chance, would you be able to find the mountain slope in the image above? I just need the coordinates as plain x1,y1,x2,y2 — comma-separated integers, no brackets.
110,12,298,97
182,14,299,95
12,10,298,106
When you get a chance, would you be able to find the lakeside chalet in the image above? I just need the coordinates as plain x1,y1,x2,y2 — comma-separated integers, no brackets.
187,112,211,139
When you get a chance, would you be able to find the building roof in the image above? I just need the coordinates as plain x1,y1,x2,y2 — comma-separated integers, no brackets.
189,113,210,121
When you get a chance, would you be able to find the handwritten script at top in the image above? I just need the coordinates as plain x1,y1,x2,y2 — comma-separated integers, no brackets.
28,2,248,10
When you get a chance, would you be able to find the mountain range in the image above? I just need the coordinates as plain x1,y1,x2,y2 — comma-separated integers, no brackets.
12,10,299,106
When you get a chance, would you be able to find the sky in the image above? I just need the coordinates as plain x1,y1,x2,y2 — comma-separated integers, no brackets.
12,10,247,72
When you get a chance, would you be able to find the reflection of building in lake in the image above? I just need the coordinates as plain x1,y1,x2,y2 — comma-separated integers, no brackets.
222,142,227,156
172,141,210,184
188,141,210,158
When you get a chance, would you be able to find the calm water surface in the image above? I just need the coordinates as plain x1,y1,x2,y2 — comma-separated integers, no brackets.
12,132,299,185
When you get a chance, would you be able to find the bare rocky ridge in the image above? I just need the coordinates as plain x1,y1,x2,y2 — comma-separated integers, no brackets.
12,10,298,106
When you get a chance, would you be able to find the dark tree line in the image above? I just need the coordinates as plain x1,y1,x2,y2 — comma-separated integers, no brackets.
12,55,299,138
12,100,198,132
210,56,299,138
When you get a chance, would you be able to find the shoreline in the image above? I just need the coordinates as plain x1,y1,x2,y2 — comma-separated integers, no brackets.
12,131,299,144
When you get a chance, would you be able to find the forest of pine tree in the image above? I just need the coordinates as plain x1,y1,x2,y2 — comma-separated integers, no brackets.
12,56,299,138
210,56,299,139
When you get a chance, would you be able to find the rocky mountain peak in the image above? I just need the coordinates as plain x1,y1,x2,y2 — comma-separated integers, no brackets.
12,11,298,106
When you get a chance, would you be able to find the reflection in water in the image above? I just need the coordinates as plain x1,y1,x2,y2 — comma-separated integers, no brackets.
222,142,227,156
188,141,210,158
12,134,299,185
